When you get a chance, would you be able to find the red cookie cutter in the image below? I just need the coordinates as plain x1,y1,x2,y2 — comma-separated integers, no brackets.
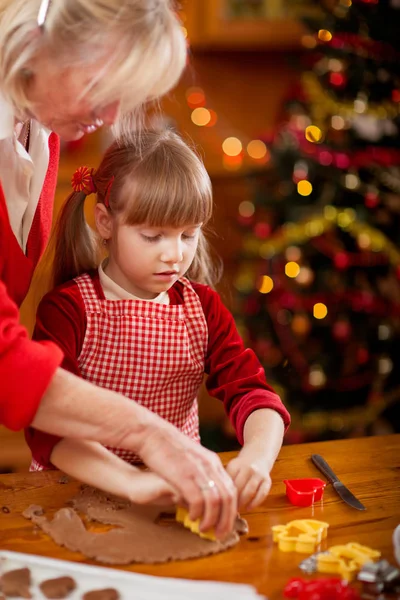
283,576,360,600
284,478,327,507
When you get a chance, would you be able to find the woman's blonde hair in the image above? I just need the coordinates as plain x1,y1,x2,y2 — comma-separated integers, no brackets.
53,129,221,289
0,0,186,134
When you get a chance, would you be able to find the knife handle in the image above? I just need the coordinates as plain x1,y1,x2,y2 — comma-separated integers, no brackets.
311,454,340,484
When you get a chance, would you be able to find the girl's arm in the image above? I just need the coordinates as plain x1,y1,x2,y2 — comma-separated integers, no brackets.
50,437,180,506
225,408,284,509
194,283,290,509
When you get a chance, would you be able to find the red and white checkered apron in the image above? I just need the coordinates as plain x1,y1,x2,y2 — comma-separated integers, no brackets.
57,273,207,465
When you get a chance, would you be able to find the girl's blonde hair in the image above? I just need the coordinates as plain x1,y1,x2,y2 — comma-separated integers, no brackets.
0,0,186,134
53,129,221,289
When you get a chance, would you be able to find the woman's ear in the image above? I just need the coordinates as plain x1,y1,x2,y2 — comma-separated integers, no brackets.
94,203,113,241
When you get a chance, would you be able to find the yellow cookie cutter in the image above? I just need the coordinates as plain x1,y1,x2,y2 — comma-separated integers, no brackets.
317,542,381,581
176,507,217,541
272,519,329,553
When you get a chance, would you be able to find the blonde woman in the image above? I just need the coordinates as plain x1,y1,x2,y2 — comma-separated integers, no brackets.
27,129,290,512
0,0,237,538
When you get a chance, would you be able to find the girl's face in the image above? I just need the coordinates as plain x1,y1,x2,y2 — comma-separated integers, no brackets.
105,222,202,299
25,54,120,140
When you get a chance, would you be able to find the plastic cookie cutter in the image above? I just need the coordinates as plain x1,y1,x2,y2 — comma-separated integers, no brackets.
272,519,329,553
316,542,381,581
283,576,360,600
284,478,327,507
175,506,216,541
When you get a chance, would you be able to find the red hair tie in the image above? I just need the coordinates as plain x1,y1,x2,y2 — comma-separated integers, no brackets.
104,176,115,209
71,166,96,195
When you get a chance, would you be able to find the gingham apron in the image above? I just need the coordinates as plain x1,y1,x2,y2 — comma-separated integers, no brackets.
74,273,207,464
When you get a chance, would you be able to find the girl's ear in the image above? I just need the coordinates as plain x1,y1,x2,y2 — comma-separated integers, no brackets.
95,203,113,240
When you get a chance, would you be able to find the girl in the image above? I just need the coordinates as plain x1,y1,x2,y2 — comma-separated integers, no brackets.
26,129,290,511
1,0,236,534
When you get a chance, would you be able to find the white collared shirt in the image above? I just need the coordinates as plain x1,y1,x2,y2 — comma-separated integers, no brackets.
98,261,170,304
0,91,51,253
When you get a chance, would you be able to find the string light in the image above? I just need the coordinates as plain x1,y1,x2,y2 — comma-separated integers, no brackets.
285,246,302,262
313,303,328,319
185,87,206,108
318,29,333,42
238,201,255,218
247,139,268,160
222,137,243,156
297,180,313,196
258,275,274,294
204,109,218,127
305,125,324,143
191,107,211,126
285,261,301,278
301,34,317,49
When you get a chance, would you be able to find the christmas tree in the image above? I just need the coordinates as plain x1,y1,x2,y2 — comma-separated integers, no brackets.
233,0,400,442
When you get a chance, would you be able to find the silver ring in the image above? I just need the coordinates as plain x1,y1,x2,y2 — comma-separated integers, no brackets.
199,480,216,492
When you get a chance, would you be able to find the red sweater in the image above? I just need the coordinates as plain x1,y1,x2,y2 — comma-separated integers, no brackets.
0,133,63,430
26,272,290,468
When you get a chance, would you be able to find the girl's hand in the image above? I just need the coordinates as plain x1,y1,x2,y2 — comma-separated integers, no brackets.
226,455,272,510
127,471,181,506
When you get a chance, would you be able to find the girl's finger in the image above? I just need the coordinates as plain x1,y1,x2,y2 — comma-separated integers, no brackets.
245,478,272,511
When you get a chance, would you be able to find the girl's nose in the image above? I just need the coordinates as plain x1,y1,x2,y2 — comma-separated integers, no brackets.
98,101,120,126
161,240,183,263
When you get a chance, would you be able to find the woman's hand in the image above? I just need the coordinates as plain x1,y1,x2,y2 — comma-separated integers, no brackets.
136,419,238,540
226,455,272,510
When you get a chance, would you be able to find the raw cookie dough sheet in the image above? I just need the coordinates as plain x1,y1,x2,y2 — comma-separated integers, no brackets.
0,551,264,600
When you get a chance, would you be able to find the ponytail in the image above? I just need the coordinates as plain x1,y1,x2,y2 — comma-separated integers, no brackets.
52,190,100,287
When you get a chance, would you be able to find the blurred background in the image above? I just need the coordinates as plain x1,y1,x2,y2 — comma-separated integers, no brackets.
3,0,400,472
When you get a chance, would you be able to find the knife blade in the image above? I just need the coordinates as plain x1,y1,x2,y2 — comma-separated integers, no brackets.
311,454,366,511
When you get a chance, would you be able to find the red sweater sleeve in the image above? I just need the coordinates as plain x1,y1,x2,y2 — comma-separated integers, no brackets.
0,281,63,430
192,283,291,445
25,280,86,469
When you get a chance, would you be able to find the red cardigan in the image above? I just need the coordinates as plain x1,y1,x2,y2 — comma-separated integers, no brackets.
0,133,63,430
26,272,290,468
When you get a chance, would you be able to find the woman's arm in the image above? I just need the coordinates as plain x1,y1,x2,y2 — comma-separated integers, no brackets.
51,437,180,506
33,367,237,538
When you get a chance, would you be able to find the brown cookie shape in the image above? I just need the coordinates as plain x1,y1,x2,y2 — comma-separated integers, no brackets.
23,487,247,565
82,589,120,600
0,567,32,598
39,576,77,598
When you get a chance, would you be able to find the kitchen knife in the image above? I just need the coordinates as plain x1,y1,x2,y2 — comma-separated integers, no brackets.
311,454,366,511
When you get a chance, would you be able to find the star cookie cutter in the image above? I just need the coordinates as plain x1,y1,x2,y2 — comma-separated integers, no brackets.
299,542,381,581
176,506,216,541
272,519,329,553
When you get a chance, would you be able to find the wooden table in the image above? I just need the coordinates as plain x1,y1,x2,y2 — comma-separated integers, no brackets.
1,435,399,599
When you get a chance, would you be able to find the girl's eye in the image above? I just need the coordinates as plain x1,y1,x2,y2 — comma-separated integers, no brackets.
141,234,161,242
182,234,196,240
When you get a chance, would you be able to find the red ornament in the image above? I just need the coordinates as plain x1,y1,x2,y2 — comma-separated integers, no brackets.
357,347,369,364
334,252,350,270
332,319,352,342
392,90,400,103
364,192,380,208
329,72,347,88
254,222,271,239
